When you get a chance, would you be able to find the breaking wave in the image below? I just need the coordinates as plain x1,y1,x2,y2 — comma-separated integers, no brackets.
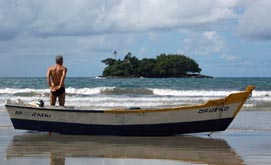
0,87,242,97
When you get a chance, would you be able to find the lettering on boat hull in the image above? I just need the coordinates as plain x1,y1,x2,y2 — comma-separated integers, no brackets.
198,106,229,114
15,111,22,115
32,112,52,118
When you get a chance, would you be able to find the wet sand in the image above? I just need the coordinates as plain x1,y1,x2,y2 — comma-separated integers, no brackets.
1,112,271,165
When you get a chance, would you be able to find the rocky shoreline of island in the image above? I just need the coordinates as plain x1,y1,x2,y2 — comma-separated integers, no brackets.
98,74,213,79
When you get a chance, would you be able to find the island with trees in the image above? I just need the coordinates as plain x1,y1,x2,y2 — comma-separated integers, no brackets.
101,52,212,78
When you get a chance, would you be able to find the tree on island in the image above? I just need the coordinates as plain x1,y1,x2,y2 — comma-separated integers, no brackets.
101,53,202,78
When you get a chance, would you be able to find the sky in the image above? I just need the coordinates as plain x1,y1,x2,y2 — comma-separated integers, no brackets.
0,0,271,77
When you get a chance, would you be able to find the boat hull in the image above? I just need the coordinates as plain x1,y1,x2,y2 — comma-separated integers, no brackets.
10,117,234,136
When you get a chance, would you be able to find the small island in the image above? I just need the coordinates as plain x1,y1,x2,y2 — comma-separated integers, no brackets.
101,52,212,78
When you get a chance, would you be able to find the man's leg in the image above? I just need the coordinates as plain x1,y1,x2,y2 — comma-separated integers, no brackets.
50,93,57,106
59,92,65,106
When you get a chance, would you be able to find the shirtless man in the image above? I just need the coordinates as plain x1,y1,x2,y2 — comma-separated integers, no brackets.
46,55,67,106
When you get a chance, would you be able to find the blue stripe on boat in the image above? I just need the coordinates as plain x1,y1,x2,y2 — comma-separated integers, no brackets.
10,118,234,136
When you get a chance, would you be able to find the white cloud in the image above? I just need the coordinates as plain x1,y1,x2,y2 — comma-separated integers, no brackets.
0,0,238,40
236,0,271,40
204,31,217,40
182,31,226,55
3,0,271,41
221,54,238,61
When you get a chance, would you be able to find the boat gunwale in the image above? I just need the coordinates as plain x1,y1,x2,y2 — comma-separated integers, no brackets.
5,92,250,114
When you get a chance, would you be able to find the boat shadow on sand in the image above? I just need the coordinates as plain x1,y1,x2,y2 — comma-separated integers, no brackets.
5,133,244,165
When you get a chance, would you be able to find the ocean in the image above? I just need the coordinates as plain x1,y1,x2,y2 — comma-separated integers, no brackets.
1,77,271,165
0,77,271,111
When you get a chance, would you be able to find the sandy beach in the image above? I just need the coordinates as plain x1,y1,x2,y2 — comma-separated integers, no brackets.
1,111,271,165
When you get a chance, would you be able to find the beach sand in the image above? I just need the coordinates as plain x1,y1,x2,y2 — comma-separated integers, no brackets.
1,112,271,165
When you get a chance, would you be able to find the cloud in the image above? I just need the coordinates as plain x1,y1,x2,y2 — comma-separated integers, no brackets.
0,1,32,40
182,31,227,55
2,0,271,41
236,0,271,40
0,0,238,40
221,54,239,61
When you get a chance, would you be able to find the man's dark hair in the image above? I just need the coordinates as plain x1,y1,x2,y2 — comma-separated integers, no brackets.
55,55,63,65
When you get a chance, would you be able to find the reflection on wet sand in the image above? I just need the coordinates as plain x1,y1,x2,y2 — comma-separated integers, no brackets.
50,152,65,165
5,133,243,165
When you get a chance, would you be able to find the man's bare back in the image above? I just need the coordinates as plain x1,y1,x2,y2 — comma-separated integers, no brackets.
47,55,67,106
47,65,67,91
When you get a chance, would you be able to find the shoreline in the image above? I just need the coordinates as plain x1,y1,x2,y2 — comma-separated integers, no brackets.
98,74,213,79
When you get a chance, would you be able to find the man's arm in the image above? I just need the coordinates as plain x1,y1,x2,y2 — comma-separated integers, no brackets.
46,68,52,87
58,67,67,88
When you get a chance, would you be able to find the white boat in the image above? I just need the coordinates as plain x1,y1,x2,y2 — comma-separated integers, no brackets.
5,86,255,136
